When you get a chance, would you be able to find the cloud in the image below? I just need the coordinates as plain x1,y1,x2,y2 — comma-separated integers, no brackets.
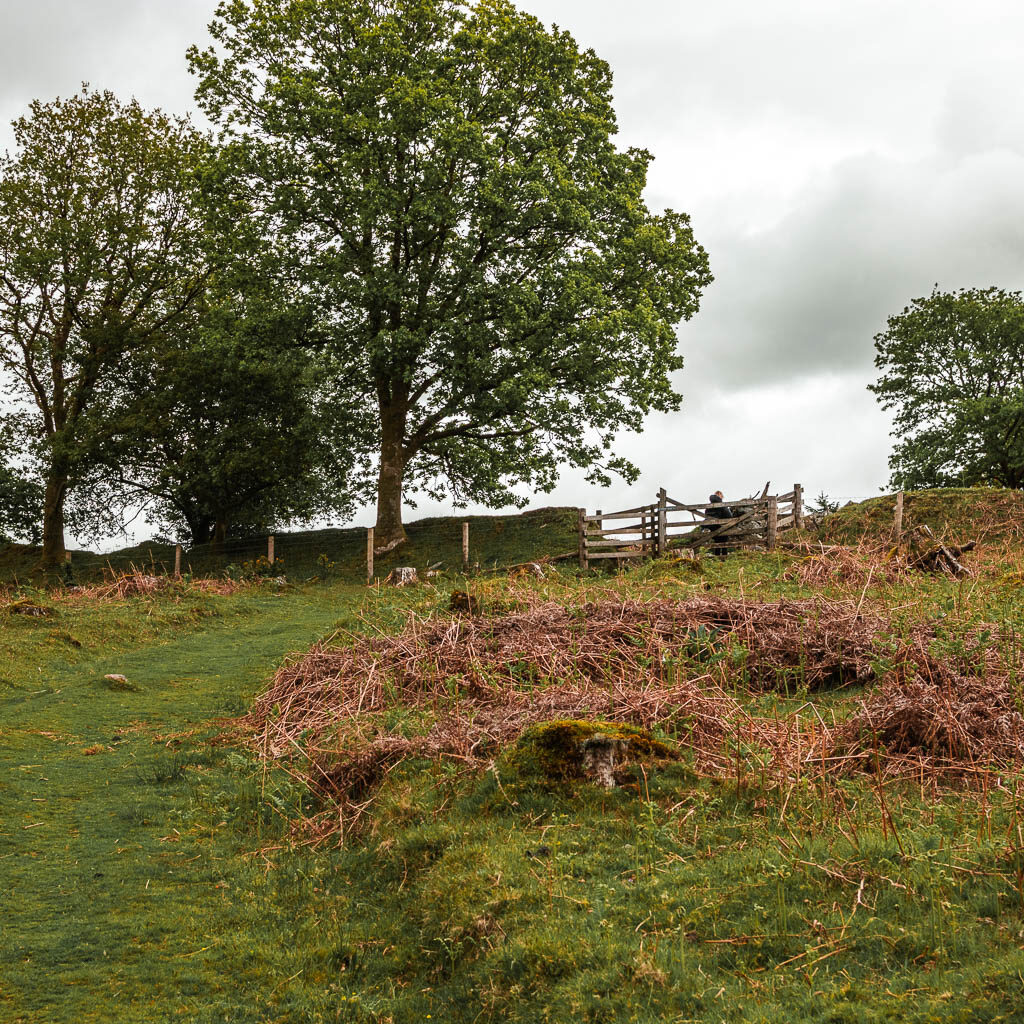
677,142,1024,393
0,0,211,146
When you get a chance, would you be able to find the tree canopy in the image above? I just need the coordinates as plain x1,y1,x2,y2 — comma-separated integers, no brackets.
189,0,712,547
0,88,214,566
869,286,1024,489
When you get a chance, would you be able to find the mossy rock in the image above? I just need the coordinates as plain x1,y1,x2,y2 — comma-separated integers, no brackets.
498,720,678,792
4,597,56,618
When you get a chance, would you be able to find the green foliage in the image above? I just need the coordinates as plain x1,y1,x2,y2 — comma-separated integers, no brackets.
820,486,1024,546
189,0,712,537
0,443,42,544
77,272,355,545
870,286,1024,489
224,554,282,581
0,87,214,561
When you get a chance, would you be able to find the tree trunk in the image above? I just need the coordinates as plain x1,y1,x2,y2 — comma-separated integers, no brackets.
374,400,408,550
187,518,212,546
211,518,228,553
40,474,68,569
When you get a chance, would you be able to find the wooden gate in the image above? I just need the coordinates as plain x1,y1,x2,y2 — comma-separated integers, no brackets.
578,485,803,568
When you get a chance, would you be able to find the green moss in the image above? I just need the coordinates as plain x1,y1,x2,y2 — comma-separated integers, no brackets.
499,719,678,792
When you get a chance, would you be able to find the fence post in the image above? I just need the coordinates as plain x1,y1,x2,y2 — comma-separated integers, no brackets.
578,509,588,570
462,522,470,569
174,544,182,578
767,495,778,551
658,488,667,557
894,491,904,539
268,535,275,566
793,484,803,529
367,527,374,584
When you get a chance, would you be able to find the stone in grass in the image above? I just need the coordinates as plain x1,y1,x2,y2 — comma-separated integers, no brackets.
103,674,142,693
500,720,677,792
449,590,481,615
387,567,418,587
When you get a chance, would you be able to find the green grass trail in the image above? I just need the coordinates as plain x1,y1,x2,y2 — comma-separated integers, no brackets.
1,585,365,1023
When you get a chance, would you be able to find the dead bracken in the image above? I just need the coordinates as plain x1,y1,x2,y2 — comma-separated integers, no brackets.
59,570,248,602
244,595,1024,838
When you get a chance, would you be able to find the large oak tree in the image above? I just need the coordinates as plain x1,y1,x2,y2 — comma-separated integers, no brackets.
870,286,1024,489
189,0,712,549
0,89,213,567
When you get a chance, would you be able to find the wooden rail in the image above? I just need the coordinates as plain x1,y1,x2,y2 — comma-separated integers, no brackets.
578,484,803,568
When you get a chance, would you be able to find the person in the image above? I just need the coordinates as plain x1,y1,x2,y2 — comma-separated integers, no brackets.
703,491,734,555
705,491,733,521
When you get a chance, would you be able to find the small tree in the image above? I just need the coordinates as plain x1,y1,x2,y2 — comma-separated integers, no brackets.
808,491,840,517
869,287,1024,489
0,439,42,544
0,89,213,567
190,0,711,549
78,277,357,546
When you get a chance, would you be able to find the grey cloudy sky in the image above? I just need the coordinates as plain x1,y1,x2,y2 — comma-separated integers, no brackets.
3,0,1024,536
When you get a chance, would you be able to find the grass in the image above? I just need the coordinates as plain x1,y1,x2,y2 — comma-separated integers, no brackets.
822,486,1024,547
0,581,376,1023
3,495,1024,1022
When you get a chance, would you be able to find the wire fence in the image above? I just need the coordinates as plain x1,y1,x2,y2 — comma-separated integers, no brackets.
60,510,580,585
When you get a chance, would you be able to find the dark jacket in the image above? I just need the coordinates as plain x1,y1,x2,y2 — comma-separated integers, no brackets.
705,494,734,521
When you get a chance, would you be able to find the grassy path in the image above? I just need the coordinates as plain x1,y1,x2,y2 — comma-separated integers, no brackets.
1,585,363,1023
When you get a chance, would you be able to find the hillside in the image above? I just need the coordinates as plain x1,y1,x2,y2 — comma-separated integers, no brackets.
0,506,579,585
4,488,1024,1022
820,486,1024,547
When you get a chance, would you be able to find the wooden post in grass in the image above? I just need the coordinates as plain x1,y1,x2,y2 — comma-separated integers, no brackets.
462,521,470,569
367,527,374,584
577,509,588,570
793,483,804,529
894,491,904,539
268,535,275,566
658,488,668,557
767,495,779,551
174,545,182,578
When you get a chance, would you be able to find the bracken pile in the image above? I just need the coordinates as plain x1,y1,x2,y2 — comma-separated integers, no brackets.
828,675,1024,775
249,597,892,818
245,596,1024,836
61,570,247,602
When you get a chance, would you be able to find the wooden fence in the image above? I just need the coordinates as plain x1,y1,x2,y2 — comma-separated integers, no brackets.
578,485,804,568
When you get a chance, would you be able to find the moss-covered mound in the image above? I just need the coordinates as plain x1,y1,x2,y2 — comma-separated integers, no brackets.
819,488,1024,546
498,719,678,792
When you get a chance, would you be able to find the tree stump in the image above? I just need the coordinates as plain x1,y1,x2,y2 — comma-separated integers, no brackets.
386,567,418,587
